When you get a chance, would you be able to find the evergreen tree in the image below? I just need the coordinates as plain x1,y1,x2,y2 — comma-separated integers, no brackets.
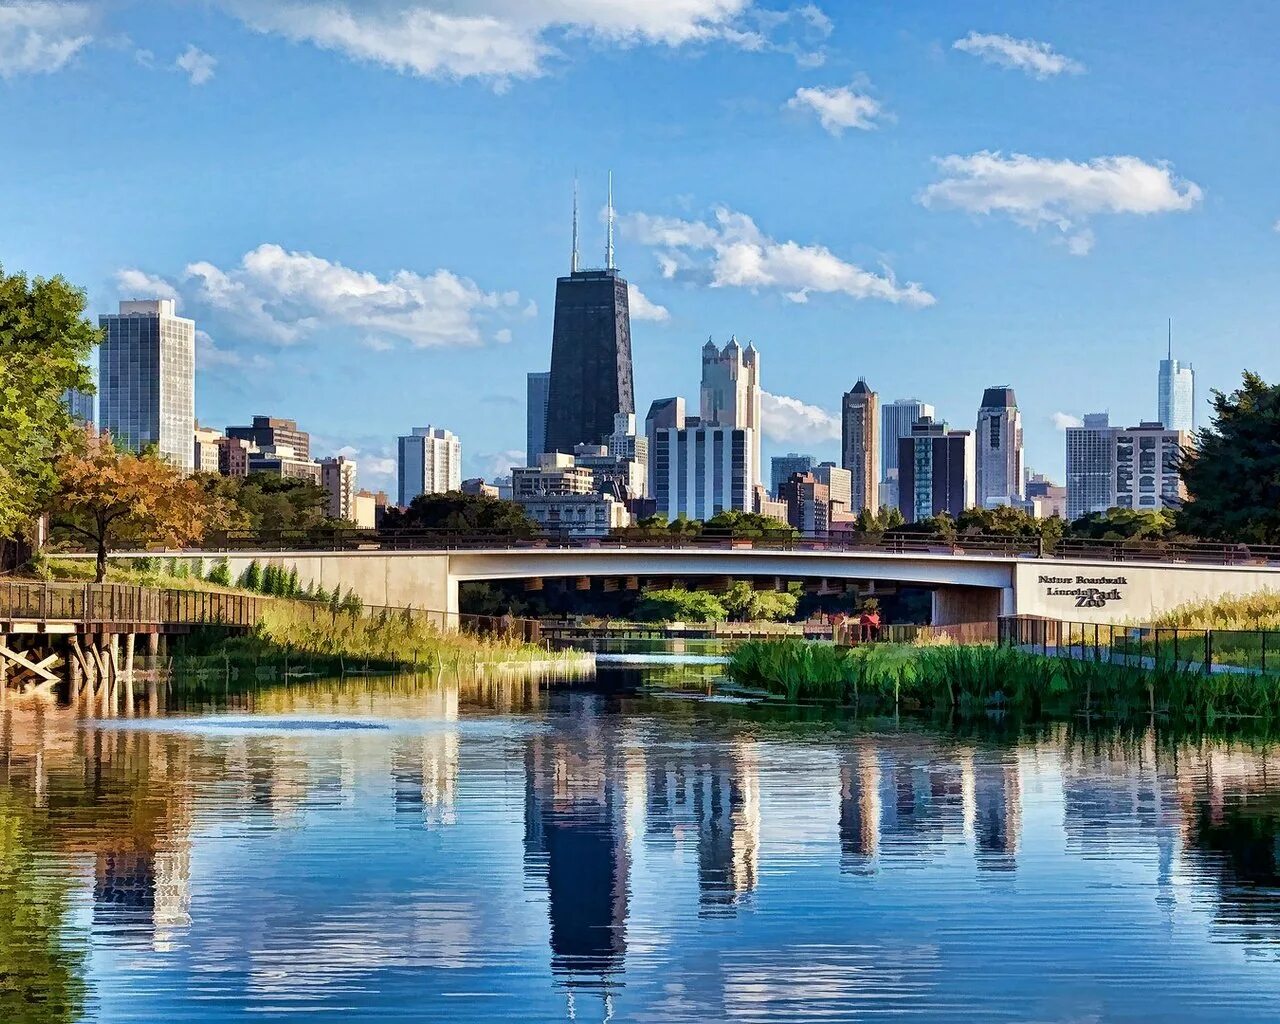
239,560,262,591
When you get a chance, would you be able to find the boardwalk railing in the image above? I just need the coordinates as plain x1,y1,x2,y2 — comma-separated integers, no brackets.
51,528,1280,568
999,615,1280,675
0,581,270,628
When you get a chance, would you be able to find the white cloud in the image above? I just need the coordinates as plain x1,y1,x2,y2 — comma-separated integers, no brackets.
115,267,180,302
175,44,217,85
0,2,93,78
953,31,1083,79
195,329,270,371
627,283,670,322
216,0,812,85
621,206,934,307
785,83,884,135
760,391,840,444
469,448,525,480
918,151,1202,254
1051,411,1083,430
179,243,520,348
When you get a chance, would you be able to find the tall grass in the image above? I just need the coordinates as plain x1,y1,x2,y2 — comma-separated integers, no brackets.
729,638,1280,725
1153,590,1280,630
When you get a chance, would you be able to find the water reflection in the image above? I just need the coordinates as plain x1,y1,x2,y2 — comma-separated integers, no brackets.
6,677,1280,1020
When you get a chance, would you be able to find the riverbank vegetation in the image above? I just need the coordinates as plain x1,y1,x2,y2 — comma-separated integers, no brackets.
633,583,800,624
729,639,1280,725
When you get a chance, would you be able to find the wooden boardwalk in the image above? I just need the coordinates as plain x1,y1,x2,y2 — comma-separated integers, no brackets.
0,581,267,706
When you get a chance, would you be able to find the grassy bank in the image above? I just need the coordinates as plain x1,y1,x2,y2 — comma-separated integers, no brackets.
729,639,1280,725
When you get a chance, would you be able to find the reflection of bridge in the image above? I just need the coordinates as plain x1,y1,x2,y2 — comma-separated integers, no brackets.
98,531,1280,627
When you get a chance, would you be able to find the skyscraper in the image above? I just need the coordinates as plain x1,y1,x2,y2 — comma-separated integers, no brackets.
1065,413,1117,520
841,379,879,514
897,417,975,523
880,399,934,510
1115,422,1190,511
98,299,195,472
397,426,462,506
1158,320,1195,434
526,370,550,467
544,180,634,454
644,397,686,510
320,455,359,522
770,453,814,497
700,337,762,489
975,386,1025,508
650,424,755,520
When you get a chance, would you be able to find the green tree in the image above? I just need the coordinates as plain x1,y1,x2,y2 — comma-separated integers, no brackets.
634,588,727,623
1178,371,1280,543
196,473,339,534
1069,508,1177,541
854,505,905,537
721,581,800,621
382,492,538,536
208,558,232,587
239,560,262,591
702,509,797,539
0,265,97,548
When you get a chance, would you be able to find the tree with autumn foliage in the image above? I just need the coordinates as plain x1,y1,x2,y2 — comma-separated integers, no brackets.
51,431,234,581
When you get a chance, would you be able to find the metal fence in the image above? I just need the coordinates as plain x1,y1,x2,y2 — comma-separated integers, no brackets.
998,615,1279,675
56,527,1280,568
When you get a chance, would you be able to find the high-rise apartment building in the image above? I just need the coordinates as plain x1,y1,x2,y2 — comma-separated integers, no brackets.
897,417,975,523
813,462,852,516
544,185,633,454
226,415,311,461
397,426,462,506
1157,323,1195,434
770,453,814,498
320,455,359,522
779,472,832,535
700,337,762,489
193,423,223,474
880,399,935,510
1065,413,1117,520
841,379,879,513
216,436,254,477
1115,422,1190,511
98,299,195,472
975,386,1025,508
607,412,648,496
526,370,550,467
650,424,755,520
644,397,686,510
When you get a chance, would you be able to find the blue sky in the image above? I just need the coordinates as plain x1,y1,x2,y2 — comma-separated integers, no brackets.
3,1,1279,491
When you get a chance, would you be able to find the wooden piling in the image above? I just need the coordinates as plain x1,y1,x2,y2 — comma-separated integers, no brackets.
123,634,136,716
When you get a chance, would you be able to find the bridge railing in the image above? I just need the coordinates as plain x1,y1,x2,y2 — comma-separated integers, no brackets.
999,614,1280,675
49,528,1280,567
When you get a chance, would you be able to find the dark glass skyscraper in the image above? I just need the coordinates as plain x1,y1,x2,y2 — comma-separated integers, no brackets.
544,268,634,454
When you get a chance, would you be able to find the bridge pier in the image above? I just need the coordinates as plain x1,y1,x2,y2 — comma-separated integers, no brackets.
931,585,1011,627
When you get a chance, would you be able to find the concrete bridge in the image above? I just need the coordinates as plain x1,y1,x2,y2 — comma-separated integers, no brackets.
105,539,1280,627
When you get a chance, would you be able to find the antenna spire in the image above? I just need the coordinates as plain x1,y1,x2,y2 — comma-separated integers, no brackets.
571,176,579,274
1167,317,1172,360
606,171,615,270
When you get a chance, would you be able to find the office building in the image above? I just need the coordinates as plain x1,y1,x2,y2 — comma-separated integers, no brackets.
461,478,500,498
226,415,310,461
352,490,378,529
841,379,879,513
62,387,94,427
1065,413,1117,520
644,398,686,509
518,492,630,537
608,412,648,489
975,386,1025,508
880,398,934,510
1158,322,1195,434
98,299,195,472
216,436,254,477
572,444,647,501
650,424,755,520
544,183,633,453
248,444,320,484
193,423,222,474
1115,422,1190,511
770,453,814,498
700,337,762,489
813,462,853,516
320,455,359,522
752,485,788,524
397,426,462,506
526,370,551,466
511,452,595,500
779,472,832,535
1025,472,1067,519
897,417,975,523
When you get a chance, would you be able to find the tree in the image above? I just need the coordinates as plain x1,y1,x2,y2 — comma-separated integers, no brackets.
382,491,539,536
635,588,727,623
51,431,233,581
702,509,797,539
721,581,800,622
0,265,97,551
1178,371,1280,543
1070,507,1177,542
197,473,336,534
854,505,905,537
956,504,1065,546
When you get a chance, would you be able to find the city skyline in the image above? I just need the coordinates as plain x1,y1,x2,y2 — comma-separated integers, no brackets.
5,3,1277,493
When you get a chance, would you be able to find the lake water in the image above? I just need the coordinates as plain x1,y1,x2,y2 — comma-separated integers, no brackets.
5,662,1280,1023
